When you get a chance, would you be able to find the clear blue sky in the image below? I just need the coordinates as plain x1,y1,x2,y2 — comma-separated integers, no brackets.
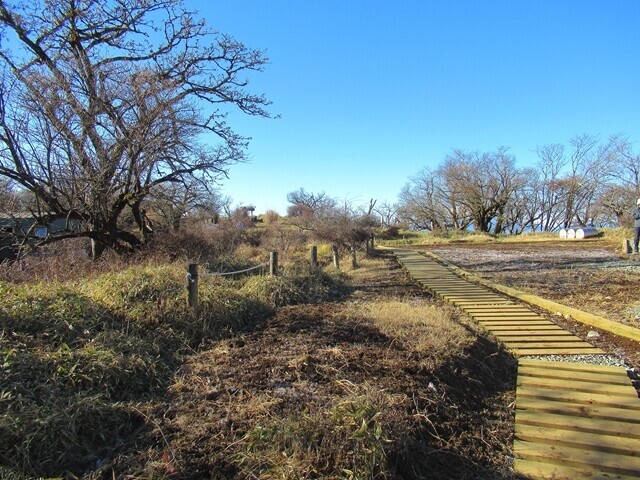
200,1,640,215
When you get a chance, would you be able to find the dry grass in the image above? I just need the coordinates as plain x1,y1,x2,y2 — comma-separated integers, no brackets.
0,257,346,478
363,299,475,369
132,252,517,479
232,384,395,479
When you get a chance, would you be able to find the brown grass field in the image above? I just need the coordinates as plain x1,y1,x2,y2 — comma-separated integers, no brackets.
3,235,639,478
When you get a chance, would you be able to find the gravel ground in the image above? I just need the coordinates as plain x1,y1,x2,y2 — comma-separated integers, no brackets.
519,354,627,367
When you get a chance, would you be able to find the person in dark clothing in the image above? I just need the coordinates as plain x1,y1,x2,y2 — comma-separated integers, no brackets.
633,198,640,254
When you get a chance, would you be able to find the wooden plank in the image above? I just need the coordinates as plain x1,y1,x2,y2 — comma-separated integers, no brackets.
514,441,640,476
465,309,535,315
518,376,637,397
498,335,584,342
477,317,549,323
435,290,498,295
470,311,541,317
507,341,597,349
515,424,640,456
416,280,466,285
432,290,491,294
492,329,572,336
516,386,640,410
463,304,534,309
438,292,496,298
452,301,515,306
486,326,566,333
429,285,487,289
439,295,507,301
480,321,556,326
514,458,638,480
519,359,628,375
516,410,640,439
518,366,632,386
517,398,640,424
513,347,605,356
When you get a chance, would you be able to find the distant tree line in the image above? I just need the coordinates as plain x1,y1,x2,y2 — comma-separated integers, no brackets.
397,134,639,233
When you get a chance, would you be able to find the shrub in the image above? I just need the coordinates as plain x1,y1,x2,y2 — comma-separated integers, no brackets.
262,210,280,225
376,226,401,240
241,275,306,308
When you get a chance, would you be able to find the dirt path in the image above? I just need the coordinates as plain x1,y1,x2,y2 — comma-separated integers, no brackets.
116,254,521,479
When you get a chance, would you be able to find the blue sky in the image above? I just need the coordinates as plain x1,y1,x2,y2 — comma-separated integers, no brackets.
201,1,640,214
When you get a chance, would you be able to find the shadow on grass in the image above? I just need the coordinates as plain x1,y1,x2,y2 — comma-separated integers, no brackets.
0,286,271,479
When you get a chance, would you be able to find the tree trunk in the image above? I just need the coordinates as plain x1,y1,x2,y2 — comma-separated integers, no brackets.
132,201,154,242
89,238,106,260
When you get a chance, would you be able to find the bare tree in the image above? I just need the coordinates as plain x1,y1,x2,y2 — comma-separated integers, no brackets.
442,148,523,233
0,177,13,211
595,184,635,227
286,188,337,219
311,200,378,257
499,166,538,234
534,143,567,231
373,201,398,227
0,0,271,258
608,134,640,192
146,182,229,231
398,165,471,231
560,135,615,227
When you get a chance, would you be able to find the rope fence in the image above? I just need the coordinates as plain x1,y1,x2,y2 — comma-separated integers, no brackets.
202,261,270,277
186,252,280,314
184,242,371,313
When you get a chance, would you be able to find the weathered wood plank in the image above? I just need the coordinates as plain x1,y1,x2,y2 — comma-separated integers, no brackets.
477,317,550,323
517,398,640,424
513,347,604,355
450,300,514,305
507,341,598,349
485,326,566,333
518,366,632,386
516,386,640,410
480,320,556,326
514,458,638,480
518,376,637,397
514,441,640,476
519,359,628,375
515,424,640,456
462,304,533,310
498,335,584,342
516,410,640,439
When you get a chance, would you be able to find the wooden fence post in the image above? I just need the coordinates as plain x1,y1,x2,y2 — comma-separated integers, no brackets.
365,232,375,255
624,238,632,254
270,251,278,276
187,263,199,315
332,246,340,270
351,247,358,269
310,245,318,268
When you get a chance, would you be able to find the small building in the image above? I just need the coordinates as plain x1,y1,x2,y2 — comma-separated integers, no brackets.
239,205,256,219
0,213,80,261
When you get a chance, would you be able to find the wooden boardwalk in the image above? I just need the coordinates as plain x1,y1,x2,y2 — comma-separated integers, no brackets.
393,249,640,480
